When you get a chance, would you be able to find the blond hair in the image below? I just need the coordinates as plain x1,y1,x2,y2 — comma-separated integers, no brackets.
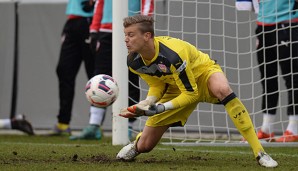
123,15,155,37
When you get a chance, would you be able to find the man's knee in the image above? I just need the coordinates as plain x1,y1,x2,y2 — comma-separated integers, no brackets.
212,85,233,101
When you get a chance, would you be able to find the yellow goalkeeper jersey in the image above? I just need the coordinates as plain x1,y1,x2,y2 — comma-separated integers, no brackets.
127,36,216,109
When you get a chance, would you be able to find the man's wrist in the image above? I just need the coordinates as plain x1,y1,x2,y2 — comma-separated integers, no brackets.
163,101,173,110
156,104,165,113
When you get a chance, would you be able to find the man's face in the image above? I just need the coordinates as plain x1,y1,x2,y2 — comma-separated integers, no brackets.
124,24,146,53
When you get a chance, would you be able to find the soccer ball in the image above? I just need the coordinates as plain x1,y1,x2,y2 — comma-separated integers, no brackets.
85,74,119,108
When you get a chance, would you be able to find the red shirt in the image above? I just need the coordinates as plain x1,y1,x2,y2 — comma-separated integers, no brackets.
90,0,154,33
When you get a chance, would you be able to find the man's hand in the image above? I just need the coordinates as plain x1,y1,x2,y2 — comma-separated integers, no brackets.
144,104,165,116
118,99,165,118
90,32,100,53
119,107,141,118
146,104,166,116
126,103,165,116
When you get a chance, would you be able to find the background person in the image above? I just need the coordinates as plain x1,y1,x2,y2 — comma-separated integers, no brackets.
0,114,34,135
70,0,154,140
51,0,95,136
254,0,298,142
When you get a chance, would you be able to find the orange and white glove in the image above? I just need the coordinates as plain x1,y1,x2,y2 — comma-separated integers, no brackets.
131,103,165,116
119,103,165,118
118,107,138,118
119,100,151,118
119,98,164,118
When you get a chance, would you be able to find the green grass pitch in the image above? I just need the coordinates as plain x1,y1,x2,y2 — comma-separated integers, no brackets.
0,134,297,171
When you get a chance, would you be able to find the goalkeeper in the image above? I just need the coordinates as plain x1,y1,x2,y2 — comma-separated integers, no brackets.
117,15,278,168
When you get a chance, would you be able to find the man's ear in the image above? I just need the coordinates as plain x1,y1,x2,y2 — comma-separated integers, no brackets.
144,32,152,41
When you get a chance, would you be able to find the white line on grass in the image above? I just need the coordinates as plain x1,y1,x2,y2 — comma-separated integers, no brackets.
157,147,298,158
1,142,297,158
0,142,100,147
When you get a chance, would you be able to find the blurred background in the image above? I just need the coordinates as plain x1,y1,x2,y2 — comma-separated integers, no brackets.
0,0,290,137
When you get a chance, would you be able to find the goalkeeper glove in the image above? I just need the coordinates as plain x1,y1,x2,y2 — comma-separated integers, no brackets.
127,103,165,116
81,0,94,13
145,104,165,115
119,99,162,118
119,108,138,118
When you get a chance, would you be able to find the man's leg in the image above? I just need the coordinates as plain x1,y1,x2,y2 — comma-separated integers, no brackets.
117,125,169,160
208,72,277,167
222,93,264,156
69,106,105,140
70,32,112,140
276,24,298,142
53,19,83,136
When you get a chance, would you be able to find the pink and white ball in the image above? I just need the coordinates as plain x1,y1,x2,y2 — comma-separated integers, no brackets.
85,74,119,108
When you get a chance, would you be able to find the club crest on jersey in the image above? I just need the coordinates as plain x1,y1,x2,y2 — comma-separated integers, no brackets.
175,60,187,73
158,63,167,73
